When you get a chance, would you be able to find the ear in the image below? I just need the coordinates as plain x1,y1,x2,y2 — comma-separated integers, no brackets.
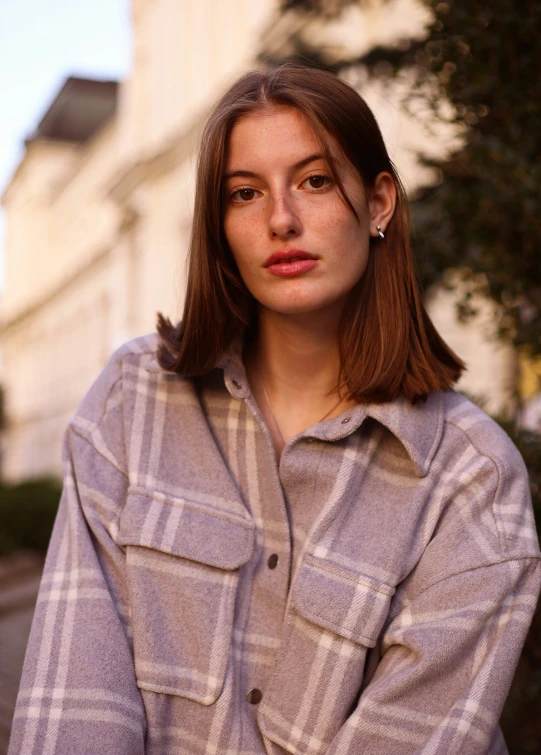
368,172,396,238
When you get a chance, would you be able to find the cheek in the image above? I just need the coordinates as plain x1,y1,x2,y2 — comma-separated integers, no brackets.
322,208,367,259
312,192,364,238
222,214,238,253
223,213,259,269
324,211,370,289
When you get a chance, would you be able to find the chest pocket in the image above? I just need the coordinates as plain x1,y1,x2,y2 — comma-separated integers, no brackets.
258,554,395,755
117,488,255,705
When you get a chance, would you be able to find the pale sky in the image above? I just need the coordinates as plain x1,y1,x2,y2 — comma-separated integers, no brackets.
0,0,131,290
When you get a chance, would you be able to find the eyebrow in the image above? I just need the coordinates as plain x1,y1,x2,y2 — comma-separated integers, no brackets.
223,153,326,181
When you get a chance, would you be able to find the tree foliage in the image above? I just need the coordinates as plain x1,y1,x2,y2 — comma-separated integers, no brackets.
402,1,541,358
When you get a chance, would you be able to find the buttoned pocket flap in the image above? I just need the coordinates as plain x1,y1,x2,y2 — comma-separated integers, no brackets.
291,555,395,647
118,488,254,704
118,487,255,569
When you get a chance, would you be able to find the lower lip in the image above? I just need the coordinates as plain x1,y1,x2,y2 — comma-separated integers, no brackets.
267,259,318,277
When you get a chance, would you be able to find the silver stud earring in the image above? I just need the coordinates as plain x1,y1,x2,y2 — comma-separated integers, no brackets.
377,225,385,239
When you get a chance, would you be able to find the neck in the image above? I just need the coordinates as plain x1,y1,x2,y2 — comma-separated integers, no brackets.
249,306,343,399
244,306,351,454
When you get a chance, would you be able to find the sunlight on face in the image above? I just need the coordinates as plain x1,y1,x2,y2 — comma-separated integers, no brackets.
223,106,374,320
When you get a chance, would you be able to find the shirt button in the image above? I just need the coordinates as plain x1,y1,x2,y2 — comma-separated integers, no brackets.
247,688,263,704
232,380,241,390
268,553,279,569
341,417,351,424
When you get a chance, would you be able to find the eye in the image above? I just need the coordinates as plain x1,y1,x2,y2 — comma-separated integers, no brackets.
230,188,259,203
303,174,331,190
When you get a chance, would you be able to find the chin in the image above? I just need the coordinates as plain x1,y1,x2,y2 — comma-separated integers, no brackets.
259,292,345,318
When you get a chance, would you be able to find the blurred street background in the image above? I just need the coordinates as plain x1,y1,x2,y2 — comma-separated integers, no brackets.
0,1,540,752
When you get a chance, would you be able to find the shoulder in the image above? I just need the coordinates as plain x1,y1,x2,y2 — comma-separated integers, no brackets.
68,333,163,438
441,390,524,469
435,390,539,558
107,332,163,379
398,391,541,598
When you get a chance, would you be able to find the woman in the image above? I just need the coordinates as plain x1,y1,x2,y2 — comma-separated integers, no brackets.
9,65,541,755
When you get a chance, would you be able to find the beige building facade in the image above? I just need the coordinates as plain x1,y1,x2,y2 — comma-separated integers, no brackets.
0,0,516,481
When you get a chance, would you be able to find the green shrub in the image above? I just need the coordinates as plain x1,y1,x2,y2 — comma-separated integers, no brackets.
0,478,61,556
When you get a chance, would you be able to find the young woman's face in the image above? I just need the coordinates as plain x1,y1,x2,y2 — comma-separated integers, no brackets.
223,105,389,320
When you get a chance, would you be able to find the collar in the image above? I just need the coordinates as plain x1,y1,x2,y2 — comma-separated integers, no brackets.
363,393,445,477
146,336,445,477
217,338,445,478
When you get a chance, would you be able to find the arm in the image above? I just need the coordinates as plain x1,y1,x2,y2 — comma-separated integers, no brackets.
8,371,146,754
329,555,540,755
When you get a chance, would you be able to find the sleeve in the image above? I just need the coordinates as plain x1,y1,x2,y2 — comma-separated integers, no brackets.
8,369,146,754
328,555,540,755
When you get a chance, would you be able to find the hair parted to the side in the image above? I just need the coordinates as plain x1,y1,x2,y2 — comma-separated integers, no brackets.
157,64,465,403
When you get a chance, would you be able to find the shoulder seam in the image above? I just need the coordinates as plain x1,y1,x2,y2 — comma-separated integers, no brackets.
69,373,128,477
69,420,129,479
405,554,541,603
446,415,508,550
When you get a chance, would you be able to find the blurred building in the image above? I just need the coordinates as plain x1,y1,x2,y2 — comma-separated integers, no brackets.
0,0,517,482
0,0,275,480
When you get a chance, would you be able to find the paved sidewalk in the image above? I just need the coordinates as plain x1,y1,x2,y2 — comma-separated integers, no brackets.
0,552,44,755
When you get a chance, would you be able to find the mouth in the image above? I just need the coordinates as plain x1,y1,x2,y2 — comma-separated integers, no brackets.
264,249,319,278
264,249,318,267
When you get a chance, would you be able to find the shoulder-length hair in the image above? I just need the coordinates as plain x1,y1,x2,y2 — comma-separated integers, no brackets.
157,64,464,403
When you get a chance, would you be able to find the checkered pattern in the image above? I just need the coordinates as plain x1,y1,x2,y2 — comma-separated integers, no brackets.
8,334,541,754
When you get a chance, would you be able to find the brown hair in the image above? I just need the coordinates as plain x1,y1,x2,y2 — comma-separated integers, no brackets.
157,64,464,403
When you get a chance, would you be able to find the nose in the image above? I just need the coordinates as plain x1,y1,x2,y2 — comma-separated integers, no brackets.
267,191,302,240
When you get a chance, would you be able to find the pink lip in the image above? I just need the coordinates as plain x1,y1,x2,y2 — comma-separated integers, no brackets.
264,248,319,277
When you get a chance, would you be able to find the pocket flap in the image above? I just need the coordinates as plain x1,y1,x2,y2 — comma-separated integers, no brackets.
291,555,395,647
118,487,255,570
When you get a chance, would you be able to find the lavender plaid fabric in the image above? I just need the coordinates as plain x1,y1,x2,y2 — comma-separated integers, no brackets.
9,334,541,754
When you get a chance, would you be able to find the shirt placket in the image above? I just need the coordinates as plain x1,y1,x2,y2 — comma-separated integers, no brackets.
222,366,367,754
223,373,294,745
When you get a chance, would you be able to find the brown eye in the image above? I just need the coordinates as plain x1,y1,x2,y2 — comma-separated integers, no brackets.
232,188,256,202
306,175,329,189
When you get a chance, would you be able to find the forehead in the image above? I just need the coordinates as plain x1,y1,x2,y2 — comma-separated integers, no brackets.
225,105,338,171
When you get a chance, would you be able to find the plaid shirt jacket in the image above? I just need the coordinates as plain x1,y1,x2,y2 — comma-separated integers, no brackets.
9,334,541,755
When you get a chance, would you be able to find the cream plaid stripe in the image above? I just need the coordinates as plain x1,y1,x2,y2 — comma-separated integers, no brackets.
8,334,541,755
